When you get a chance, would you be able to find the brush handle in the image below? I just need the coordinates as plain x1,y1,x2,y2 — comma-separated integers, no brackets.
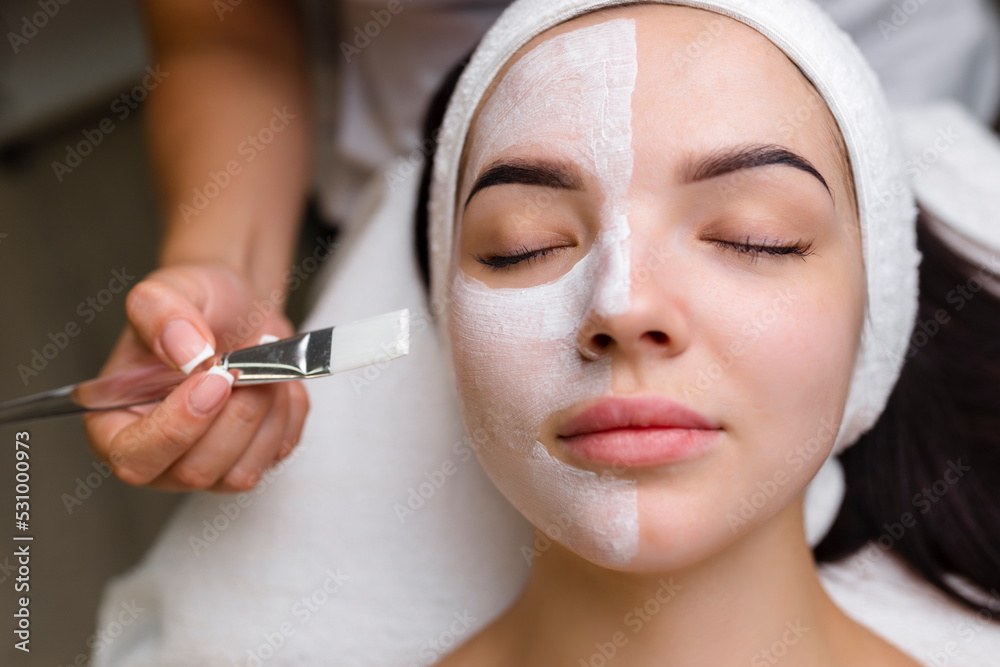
0,363,192,424
0,328,334,424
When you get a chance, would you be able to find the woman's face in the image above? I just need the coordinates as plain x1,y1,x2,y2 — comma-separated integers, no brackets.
446,5,865,571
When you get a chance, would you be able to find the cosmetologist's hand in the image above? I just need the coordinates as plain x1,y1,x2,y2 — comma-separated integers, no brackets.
83,263,309,493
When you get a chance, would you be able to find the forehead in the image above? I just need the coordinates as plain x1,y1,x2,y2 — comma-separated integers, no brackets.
460,4,852,204
499,5,786,80
468,4,800,133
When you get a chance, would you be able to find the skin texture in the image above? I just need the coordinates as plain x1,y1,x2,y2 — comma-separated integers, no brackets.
440,6,920,666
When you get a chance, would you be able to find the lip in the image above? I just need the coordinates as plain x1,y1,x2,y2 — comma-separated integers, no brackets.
558,395,722,468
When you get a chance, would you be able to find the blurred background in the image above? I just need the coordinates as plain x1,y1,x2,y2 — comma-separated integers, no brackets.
0,2,171,665
0,1,326,664
0,0,998,665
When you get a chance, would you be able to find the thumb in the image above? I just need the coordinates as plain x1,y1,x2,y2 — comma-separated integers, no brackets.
125,275,218,373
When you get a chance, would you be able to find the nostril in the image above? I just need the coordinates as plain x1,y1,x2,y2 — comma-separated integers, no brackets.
593,333,613,349
646,331,668,344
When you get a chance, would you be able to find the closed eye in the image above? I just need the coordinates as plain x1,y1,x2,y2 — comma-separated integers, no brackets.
711,236,816,264
474,237,814,271
474,245,566,271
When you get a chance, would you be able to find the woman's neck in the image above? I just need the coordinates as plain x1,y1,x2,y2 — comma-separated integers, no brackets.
468,496,868,667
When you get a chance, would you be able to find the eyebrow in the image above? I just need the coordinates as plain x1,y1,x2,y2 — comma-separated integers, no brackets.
462,143,832,210
684,144,832,197
464,159,582,210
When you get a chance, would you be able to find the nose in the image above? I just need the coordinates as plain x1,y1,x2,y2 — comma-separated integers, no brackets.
576,261,691,362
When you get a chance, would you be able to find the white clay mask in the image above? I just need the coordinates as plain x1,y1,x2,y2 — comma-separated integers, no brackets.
448,19,640,567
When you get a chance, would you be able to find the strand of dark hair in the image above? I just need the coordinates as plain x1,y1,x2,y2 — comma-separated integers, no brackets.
814,208,1000,616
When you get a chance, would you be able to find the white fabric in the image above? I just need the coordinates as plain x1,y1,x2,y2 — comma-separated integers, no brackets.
819,551,1000,666
92,2,1000,666
311,0,1000,227
819,0,1000,121
896,100,1000,299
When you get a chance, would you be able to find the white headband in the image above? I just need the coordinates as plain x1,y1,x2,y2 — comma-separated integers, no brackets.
428,0,921,458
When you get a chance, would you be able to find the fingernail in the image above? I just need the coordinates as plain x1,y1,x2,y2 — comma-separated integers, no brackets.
190,366,234,414
275,439,296,462
258,334,280,345
162,320,215,373
226,466,261,490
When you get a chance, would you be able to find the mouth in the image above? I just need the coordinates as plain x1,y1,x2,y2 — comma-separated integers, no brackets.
557,395,722,468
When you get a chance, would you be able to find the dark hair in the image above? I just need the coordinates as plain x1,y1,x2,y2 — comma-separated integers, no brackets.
813,210,1000,615
414,57,468,293
414,54,1000,617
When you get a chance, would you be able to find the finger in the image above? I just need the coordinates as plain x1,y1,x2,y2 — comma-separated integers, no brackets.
97,327,161,376
83,407,141,466
235,320,297,350
104,367,236,486
214,385,293,492
153,383,278,491
125,277,218,373
273,380,309,464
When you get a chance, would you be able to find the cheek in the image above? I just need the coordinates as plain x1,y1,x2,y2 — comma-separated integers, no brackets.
633,267,863,569
735,276,863,437
447,261,605,446
446,261,642,568
710,268,861,524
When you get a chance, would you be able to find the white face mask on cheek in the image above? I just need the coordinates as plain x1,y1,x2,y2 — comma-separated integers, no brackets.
447,19,641,567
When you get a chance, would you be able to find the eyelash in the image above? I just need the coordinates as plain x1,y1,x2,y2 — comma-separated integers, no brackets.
711,236,816,264
474,236,816,271
474,245,562,271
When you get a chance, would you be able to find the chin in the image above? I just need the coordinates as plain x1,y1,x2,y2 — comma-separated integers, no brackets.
576,470,809,574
